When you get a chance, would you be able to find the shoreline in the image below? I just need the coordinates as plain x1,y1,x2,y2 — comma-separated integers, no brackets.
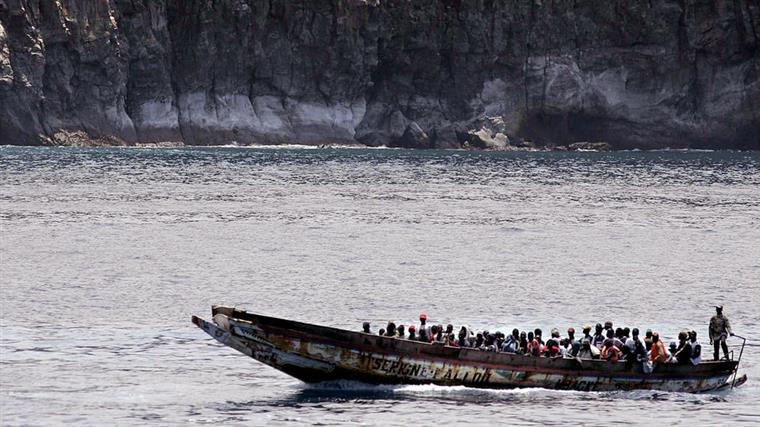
3,143,754,153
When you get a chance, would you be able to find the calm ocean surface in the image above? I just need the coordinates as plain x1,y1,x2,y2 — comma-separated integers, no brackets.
1,146,759,426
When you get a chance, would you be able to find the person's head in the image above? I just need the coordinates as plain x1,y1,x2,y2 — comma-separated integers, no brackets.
689,330,697,342
652,331,660,342
646,329,653,338
632,328,640,338
560,338,569,347
716,305,723,315
582,324,592,335
567,327,575,338
458,327,467,339
379,328,385,336
604,321,613,330
362,322,370,333
419,313,427,325
534,328,542,338
678,331,687,342
386,322,396,335
408,325,416,336
623,327,630,337
551,328,560,338
669,342,677,352
431,325,439,334
615,327,623,338
595,323,603,334
606,329,614,339
397,325,405,336
520,331,527,341
446,324,453,334
512,328,520,338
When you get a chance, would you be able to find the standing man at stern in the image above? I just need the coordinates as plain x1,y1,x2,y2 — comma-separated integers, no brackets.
709,305,733,361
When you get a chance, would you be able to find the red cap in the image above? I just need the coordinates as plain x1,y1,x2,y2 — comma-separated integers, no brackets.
419,313,427,320
567,327,575,333
408,325,416,331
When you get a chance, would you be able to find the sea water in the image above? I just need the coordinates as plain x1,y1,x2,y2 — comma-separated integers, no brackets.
1,146,759,425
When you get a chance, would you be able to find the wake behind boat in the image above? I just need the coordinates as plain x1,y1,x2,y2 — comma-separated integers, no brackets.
192,306,747,393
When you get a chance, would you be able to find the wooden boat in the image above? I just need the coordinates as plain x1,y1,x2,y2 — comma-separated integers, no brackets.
192,306,747,393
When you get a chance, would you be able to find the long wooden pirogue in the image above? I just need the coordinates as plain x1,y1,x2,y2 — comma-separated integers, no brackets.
192,306,747,393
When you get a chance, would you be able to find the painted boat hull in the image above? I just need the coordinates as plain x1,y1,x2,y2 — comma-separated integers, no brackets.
192,306,740,393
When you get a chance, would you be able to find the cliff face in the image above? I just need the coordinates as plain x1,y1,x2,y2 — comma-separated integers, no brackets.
1,0,759,150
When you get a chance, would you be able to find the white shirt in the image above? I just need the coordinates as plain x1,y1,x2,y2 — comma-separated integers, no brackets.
689,340,702,365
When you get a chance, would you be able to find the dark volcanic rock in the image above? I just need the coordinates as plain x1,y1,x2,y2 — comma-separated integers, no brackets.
1,0,758,149
393,122,430,149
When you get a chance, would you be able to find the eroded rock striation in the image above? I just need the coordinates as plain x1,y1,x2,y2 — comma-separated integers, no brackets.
1,0,758,149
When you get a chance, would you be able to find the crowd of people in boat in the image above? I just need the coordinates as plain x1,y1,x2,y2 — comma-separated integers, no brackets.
362,314,709,366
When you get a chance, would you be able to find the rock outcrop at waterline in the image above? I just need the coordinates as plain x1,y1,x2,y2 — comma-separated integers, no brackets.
1,0,758,150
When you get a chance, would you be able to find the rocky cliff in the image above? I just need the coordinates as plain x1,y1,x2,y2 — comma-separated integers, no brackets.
1,0,758,149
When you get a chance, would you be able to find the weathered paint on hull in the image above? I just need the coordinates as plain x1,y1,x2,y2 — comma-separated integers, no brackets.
192,310,737,393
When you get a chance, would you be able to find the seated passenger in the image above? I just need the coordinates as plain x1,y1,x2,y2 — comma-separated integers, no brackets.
592,323,606,348
667,342,678,363
445,324,454,337
601,338,621,361
430,325,440,342
418,314,430,342
527,332,543,357
362,322,371,334
407,325,417,341
495,332,505,350
688,330,702,365
502,329,520,353
577,338,601,359
581,324,593,343
673,331,693,365
604,321,614,335
608,329,624,348
435,325,446,343
534,328,544,345
447,333,459,347
475,333,484,349
483,333,497,352
566,327,577,348
518,331,528,355
644,329,654,351
615,327,625,343
457,326,469,347
546,342,561,357
545,329,560,355
385,322,397,337
626,328,647,361
648,331,668,363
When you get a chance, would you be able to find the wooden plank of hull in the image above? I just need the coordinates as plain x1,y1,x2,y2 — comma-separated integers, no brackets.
192,308,737,393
